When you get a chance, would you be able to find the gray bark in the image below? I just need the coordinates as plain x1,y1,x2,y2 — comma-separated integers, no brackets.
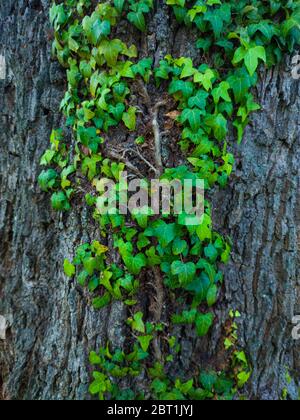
0,0,299,400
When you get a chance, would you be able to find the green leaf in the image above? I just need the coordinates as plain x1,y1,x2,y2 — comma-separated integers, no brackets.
38,169,58,192
227,68,255,104
175,378,194,394
199,371,217,392
98,39,124,66
235,351,248,365
89,351,102,365
122,106,137,131
137,335,153,352
188,90,209,109
131,311,145,333
207,284,218,307
92,292,111,310
203,4,231,38
127,11,146,32
145,221,179,248
196,213,212,241
166,0,186,7
233,46,266,77
244,46,266,76
171,261,196,286
51,191,70,211
205,113,227,141
172,238,188,256
194,68,215,91
124,253,147,275
180,58,197,78
114,0,125,13
169,80,194,99
212,81,231,104
237,371,251,388
248,20,278,42
195,312,214,337
64,259,75,277
172,309,197,324
180,108,205,132
151,378,168,394
204,244,218,262
50,4,68,30
82,12,111,45
132,58,153,81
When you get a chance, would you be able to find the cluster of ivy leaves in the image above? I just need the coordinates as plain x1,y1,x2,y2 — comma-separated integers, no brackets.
40,0,300,400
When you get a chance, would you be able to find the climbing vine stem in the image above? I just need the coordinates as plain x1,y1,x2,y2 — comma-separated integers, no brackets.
39,0,300,400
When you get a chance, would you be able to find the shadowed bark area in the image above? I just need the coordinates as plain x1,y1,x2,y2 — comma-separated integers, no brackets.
0,0,299,400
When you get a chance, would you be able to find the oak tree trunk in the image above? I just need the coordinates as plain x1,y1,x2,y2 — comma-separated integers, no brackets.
0,0,299,400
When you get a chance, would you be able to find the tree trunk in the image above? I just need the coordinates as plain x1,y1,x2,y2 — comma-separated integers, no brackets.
0,1,299,400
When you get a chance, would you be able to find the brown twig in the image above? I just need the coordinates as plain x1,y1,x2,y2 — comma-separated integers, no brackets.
152,100,167,177
136,81,167,177
124,147,158,174
106,150,144,178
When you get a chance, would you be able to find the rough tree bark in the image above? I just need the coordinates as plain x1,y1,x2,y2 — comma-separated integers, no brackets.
0,0,299,400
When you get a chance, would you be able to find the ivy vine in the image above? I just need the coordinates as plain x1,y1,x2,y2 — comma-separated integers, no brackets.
40,0,300,400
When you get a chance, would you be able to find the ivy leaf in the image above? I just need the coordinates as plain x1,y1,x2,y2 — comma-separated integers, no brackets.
38,169,58,192
98,39,124,66
203,4,231,39
92,20,111,45
194,68,215,91
227,68,255,103
145,221,179,248
195,312,214,337
50,4,68,30
109,103,125,122
171,261,196,286
172,238,188,256
199,371,217,392
127,11,146,32
89,351,102,365
151,378,168,394
132,58,153,82
122,106,137,131
205,113,227,141
131,312,145,333
204,244,218,262
172,309,197,324
188,90,209,109
137,335,153,352
92,292,111,309
51,191,70,211
244,46,266,76
64,259,75,277
180,58,197,79
211,81,231,104
248,20,279,42
114,0,125,13
123,253,147,275
282,11,300,38
180,108,205,132
233,46,266,77
186,274,210,303
207,284,218,307
237,371,251,388
145,247,161,266
196,38,213,52
196,213,212,241
82,11,111,45
166,0,186,7
169,80,194,99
